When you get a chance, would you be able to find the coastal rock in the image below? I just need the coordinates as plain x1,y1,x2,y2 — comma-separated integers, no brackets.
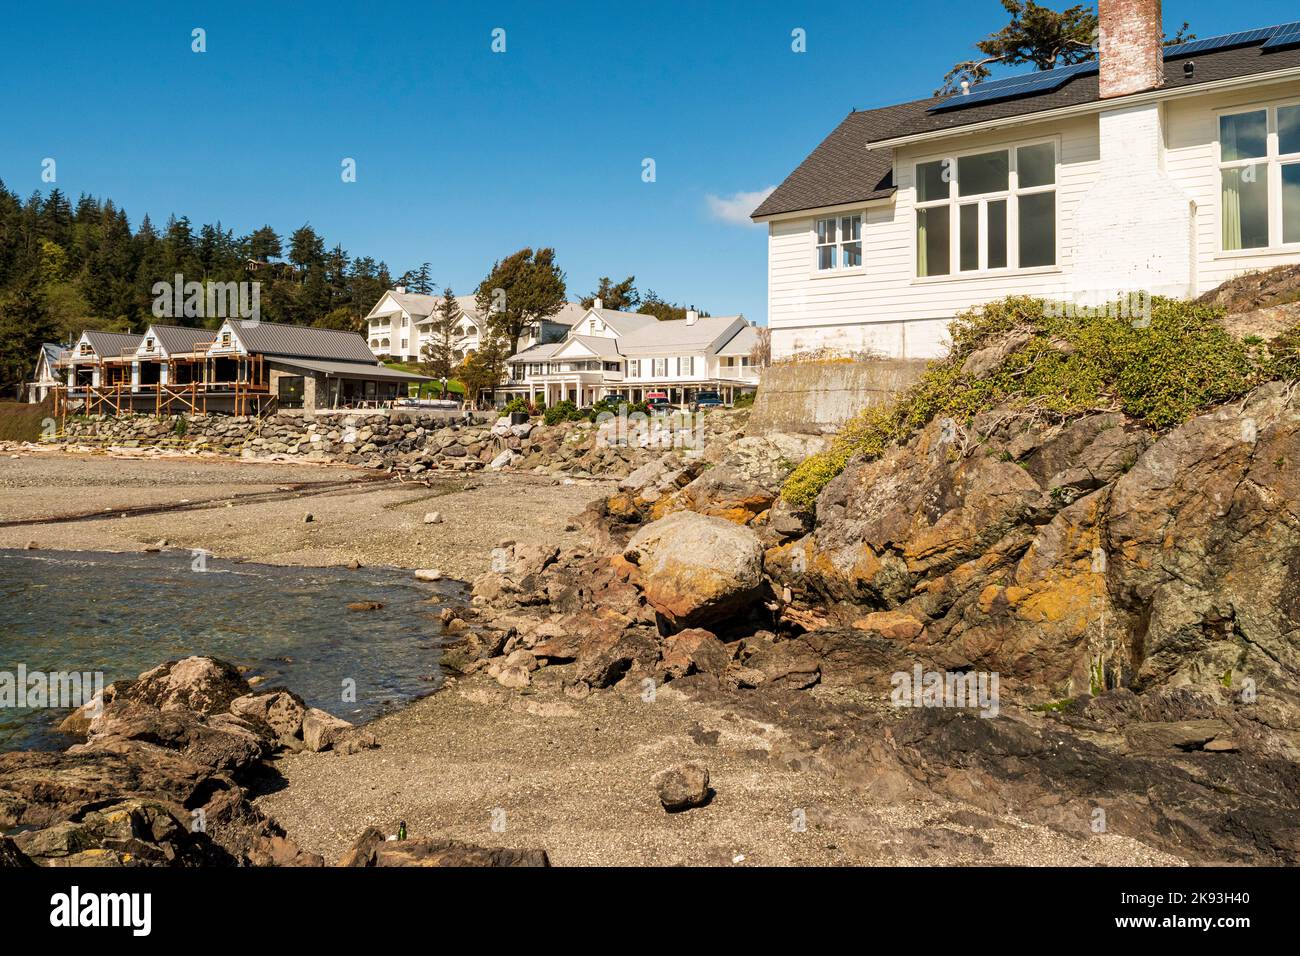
85,700,269,773
494,664,531,689
229,690,309,748
624,511,765,629
339,827,550,867
111,657,251,716
302,708,353,753
658,628,732,681
652,762,711,811
0,837,34,867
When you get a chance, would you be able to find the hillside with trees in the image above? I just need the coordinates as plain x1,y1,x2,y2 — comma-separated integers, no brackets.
0,181,401,395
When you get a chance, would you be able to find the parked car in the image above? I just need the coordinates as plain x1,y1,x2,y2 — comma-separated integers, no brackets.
690,390,724,412
645,392,673,414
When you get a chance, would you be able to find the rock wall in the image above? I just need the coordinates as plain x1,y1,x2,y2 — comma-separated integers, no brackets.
746,358,927,436
53,408,748,479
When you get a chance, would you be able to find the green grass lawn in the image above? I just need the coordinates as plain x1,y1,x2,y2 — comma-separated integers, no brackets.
383,364,466,400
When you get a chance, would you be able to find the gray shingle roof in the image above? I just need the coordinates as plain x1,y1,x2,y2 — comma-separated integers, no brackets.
753,36,1300,219
229,321,378,363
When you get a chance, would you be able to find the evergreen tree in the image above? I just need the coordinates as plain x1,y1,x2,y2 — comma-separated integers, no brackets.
474,247,567,355
580,275,639,311
288,224,325,272
0,269,57,397
245,225,282,262
421,287,461,393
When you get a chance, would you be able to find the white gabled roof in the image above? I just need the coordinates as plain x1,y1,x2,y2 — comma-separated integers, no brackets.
619,315,747,355
507,341,563,364
716,324,759,356
553,335,622,360
368,290,587,328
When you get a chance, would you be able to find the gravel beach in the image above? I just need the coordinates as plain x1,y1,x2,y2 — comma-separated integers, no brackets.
0,448,612,579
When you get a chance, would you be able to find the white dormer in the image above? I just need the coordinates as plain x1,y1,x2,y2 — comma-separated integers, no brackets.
207,320,248,355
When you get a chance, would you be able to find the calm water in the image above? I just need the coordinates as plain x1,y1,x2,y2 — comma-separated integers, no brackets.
0,549,463,751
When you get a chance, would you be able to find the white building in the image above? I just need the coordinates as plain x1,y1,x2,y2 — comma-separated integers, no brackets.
752,2,1300,360
363,288,586,362
502,300,760,407
26,343,67,402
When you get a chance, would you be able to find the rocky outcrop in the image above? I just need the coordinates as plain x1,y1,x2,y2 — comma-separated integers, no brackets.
0,657,360,867
339,827,549,867
758,384,1300,713
438,372,1300,863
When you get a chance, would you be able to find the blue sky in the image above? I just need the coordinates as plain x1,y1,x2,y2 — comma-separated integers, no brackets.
1,0,1295,324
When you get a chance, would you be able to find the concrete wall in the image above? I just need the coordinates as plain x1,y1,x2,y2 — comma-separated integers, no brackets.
746,358,927,435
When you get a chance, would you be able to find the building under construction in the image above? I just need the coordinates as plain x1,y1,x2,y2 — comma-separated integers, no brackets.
54,320,427,417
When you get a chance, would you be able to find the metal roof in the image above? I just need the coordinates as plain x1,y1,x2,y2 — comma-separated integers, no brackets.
146,325,217,355
229,321,378,363
81,331,144,358
265,357,429,381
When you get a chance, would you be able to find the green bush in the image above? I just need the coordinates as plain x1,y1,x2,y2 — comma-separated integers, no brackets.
502,397,529,416
782,295,1271,511
543,399,585,426
733,390,757,408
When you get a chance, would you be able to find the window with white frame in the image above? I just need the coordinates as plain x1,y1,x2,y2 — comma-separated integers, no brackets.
814,214,863,271
652,358,667,377
914,141,1056,277
629,359,641,377
1219,103,1300,251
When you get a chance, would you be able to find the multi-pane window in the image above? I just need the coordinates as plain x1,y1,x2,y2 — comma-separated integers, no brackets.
915,141,1056,276
652,358,667,377
1220,104,1300,251
629,359,641,377
814,214,863,271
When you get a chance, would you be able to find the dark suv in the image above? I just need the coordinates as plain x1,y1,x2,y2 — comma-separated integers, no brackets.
690,391,724,412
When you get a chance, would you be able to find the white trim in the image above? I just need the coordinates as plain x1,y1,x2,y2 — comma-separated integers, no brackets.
912,134,1060,278
1214,96,1300,256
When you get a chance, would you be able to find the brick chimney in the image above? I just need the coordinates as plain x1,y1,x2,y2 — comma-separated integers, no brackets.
1098,0,1165,99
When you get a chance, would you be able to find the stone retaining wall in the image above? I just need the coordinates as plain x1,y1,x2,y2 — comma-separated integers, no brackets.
54,408,747,478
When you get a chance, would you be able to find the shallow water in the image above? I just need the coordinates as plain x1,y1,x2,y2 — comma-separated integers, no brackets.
0,549,462,751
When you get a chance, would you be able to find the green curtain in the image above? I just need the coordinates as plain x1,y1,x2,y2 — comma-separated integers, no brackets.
917,210,928,276
1222,169,1243,251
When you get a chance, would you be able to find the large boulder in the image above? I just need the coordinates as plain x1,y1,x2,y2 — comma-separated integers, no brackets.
112,657,251,716
624,511,765,629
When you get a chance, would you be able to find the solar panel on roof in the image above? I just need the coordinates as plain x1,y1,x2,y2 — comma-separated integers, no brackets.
929,21,1300,115
1261,22,1300,51
928,61,1096,113
1163,27,1277,60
